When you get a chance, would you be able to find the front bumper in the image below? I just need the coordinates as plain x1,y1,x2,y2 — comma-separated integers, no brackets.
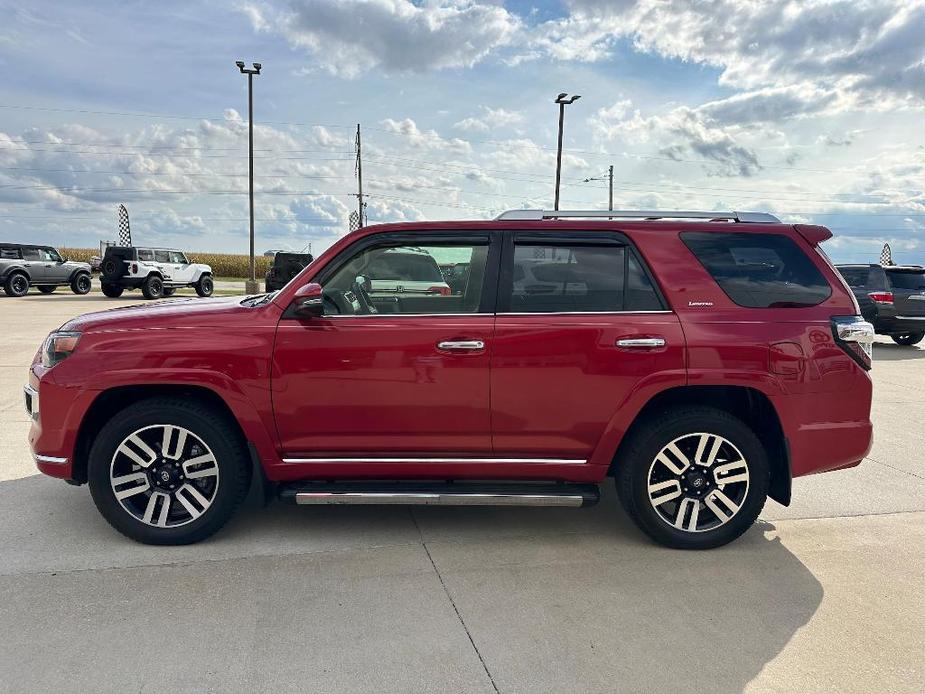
27,368,95,482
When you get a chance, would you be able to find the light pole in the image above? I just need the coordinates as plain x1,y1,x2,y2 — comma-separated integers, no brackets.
554,92,580,211
583,165,614,211
236,60,262,294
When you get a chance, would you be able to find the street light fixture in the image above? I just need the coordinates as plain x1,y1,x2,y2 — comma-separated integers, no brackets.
554,93,580,211
236,60,262,294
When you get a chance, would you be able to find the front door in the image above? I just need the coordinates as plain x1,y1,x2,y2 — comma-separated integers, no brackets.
490,232,686,462
273,232,498,459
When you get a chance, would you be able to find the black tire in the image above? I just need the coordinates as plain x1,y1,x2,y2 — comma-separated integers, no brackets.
615,406,769,550
87,397,251,545
101,282,124,298
4,272,30,297
162,287,176,297
195,274,214,298
141,275,164,300
71,273,92,295
101,257,125,280
891,333,924,346
37,285,56,294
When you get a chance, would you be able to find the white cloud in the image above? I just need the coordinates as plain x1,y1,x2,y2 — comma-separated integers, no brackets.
244,0,521,78
380,118,472,154
454,107,525,132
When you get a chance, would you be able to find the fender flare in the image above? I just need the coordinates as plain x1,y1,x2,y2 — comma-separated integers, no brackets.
1,264,31,282
67,267,91,283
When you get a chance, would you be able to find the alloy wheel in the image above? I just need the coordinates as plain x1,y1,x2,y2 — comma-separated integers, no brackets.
10,275,28,296
109,424,220,528
646,432,750,533
76,274,91,293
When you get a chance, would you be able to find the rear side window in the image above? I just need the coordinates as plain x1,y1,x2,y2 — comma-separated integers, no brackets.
507,241,663,313
22,247,41,260
0,247,22,259
682,232,832,308
887,270,925,290
837,267,871,288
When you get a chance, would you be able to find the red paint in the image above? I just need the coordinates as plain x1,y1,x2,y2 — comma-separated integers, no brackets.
28,218,872,494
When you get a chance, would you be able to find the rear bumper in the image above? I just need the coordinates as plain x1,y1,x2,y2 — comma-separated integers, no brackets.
874,315,925,335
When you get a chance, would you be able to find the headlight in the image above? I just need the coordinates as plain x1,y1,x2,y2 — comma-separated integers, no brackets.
42,331,81,368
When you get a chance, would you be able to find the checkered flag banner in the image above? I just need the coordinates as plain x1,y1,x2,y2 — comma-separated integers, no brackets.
117,204,132,247
349,210,360,233
880,242,893,266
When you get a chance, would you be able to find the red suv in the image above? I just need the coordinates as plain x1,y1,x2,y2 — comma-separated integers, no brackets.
25,210,874,549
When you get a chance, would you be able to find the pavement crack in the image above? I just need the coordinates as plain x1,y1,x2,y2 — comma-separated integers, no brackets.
410,510,501,694
865,455,925,480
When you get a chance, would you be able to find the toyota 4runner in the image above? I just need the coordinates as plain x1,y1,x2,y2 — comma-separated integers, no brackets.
99,246,213,299
26,210,874,549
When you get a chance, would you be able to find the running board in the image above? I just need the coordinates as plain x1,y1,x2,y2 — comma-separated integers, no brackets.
278,482,600,508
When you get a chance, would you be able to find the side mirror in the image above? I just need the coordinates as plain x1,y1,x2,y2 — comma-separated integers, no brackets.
290,282,324,318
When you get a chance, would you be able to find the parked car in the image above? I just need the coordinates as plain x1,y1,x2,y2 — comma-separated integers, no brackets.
98,246,213,299
363,247,452,300
0,243,92,297
89,255,102,272
835,264,925,345
26,209,874,549
265,251,313,292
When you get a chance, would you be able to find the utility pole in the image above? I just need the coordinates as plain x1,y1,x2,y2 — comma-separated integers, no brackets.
236,60,262,294
554,92,581,211
583,165,614,211
355,124,365,227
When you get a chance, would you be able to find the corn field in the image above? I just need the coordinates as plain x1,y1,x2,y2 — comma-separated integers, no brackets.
59,248,272,278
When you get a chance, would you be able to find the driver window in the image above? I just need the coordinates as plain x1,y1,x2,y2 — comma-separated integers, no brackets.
322,241,489,315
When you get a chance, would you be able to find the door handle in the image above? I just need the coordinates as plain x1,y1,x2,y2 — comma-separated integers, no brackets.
437,340,485,351
616,337,666,349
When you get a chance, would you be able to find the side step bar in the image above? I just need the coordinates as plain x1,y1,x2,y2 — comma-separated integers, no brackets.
278,482,600,508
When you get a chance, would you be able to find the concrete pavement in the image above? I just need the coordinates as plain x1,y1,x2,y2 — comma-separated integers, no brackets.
1,294,923,693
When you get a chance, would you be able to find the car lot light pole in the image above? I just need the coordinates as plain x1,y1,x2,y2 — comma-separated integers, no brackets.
236,60,262,294
554,93,580,211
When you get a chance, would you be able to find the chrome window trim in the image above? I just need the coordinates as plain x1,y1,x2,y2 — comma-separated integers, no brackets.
283,456,587,465
302,310,673,319
895,316,925,321
501,310,673,316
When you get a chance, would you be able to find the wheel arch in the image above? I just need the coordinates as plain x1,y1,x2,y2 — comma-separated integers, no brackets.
608,385,791,506
68,267,91,283
3,265,31,282
71,384,268,492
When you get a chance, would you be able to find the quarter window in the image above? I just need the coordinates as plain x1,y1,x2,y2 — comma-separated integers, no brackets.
322,241,489,315
682,232,832,308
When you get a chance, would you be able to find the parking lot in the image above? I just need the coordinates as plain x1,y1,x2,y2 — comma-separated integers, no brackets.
1,292,923,693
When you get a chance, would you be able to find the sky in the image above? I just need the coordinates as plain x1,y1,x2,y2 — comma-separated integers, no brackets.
0,0,923,264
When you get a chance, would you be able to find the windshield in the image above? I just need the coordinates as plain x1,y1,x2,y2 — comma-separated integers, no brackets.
887,270,925,290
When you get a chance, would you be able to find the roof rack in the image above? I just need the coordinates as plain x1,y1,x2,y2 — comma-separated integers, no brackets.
494,209,781,223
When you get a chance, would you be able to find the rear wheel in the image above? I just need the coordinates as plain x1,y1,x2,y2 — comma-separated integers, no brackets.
4,272,29,297
101,283,124,298
615,406,769,549
37,286,56,294
87,398,251,545
195,274,214,297
71,273,92,295
141,275,164,300
891,333,924,346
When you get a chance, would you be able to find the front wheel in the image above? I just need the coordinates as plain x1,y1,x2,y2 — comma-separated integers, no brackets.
87,398,251,544
891,333,924,346
195,274,214,297
141,275,164,300
71,273,92,295
615,406,769,549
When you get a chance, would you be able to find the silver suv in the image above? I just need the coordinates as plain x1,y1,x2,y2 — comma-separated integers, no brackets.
0,243,92,297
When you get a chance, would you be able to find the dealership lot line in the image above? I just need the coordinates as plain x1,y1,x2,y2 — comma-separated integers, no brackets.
1,295,923,693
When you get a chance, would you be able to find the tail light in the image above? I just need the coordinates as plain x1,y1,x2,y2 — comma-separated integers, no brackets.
868,291,893,304
832,316,874,370
428,286,451,296
131,263,138,274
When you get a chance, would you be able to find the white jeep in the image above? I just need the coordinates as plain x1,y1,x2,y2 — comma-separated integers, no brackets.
99,246,213,299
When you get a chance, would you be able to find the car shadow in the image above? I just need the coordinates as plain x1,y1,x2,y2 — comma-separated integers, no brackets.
1,474,822,693
874,342,925,361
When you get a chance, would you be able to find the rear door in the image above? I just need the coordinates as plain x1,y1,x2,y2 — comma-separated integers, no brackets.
21,247,47,282
490,231,686,462
887,268,925,318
